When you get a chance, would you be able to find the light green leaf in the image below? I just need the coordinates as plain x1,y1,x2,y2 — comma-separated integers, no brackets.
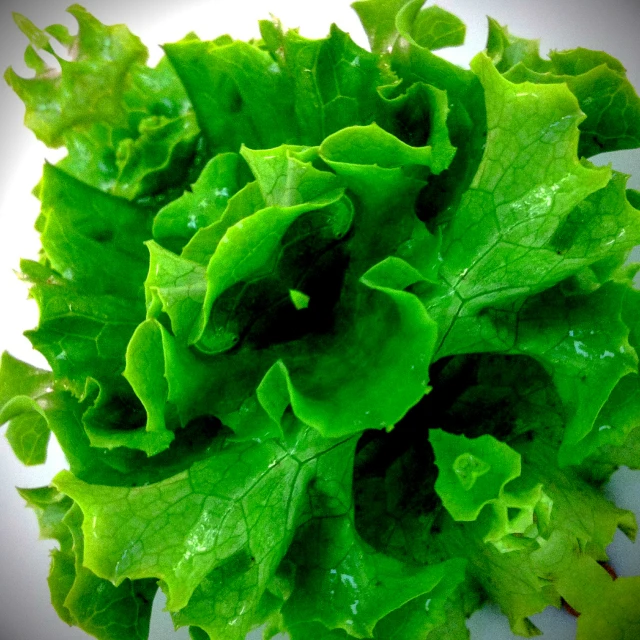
429,429,522,522
487,20,640,157
0,352,53,465
153,152,251,249
192,146,345,346
25,278,143,396
115,319,175,455
514,284,638,466
282,275,436,438
163,38,297,152
54,427,350,620
113,113,200,199
320,121,453,275
20,486,157,640
59,50,201,199
372,569,469,640
7,8,204,200
181,181,265,265
145,241,207,340
486,19,549,74
5,6,147,147
289,289,310,310
260,21,390,144
240,145,344,207
532,534,640,639
321,119,454,175
40,164,152,299
397,4,466,51
434,53,611,320
284,511,466,637
0,351,52,410
351,0,425,55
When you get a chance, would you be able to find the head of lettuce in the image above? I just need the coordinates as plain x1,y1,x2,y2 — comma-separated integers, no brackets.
2,1,640,639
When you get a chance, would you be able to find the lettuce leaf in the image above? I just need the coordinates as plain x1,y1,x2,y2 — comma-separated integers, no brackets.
19,486,157,639
6,7,202,200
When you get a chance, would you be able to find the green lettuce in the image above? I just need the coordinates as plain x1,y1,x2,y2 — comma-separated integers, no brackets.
2,1,640,638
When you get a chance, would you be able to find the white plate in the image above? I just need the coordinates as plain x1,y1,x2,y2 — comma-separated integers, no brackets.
1,1,639,638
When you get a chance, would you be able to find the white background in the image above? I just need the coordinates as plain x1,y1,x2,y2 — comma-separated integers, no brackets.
1,1,639,639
